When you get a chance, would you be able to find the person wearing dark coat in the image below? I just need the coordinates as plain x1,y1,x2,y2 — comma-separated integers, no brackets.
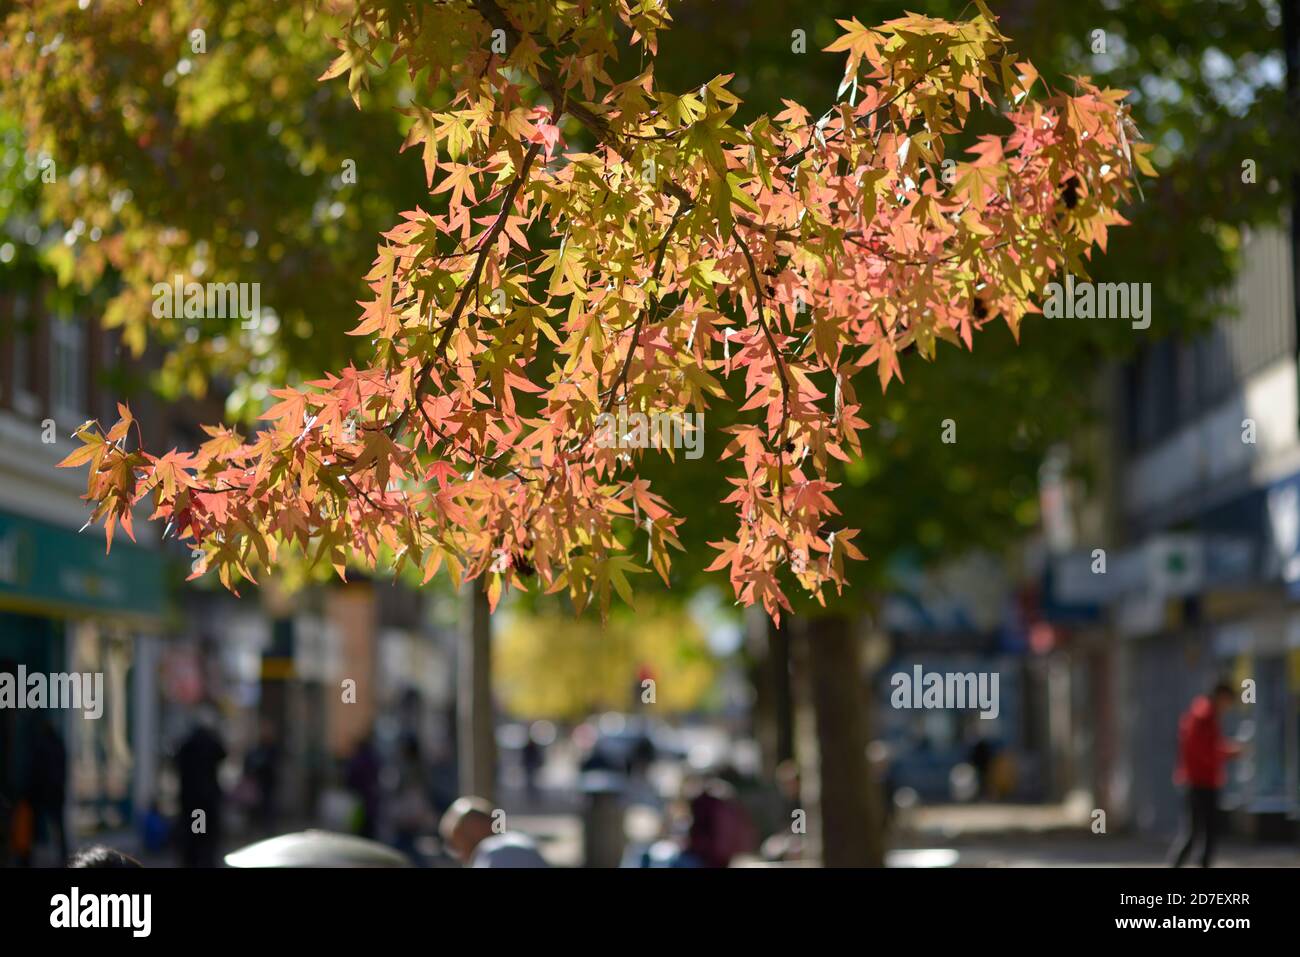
175,708,227,868
27,719,68,865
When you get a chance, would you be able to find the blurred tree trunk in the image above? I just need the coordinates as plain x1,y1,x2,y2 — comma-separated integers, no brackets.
746,605,795,778
457,580,496,803
1285,0,1300,353
793,612,883,867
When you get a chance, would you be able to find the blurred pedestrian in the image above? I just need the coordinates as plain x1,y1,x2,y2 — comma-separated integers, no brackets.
345,731,382,839
1169,681,1242,868
26,718,68,866
636,776,756,867
629,729,656,779
69,844,143,868
175,705,227,868
683,777,756,867
438,796,548,867
7,796,34,867
521,733,543,803
968,736,994,800
760,760,804,862
391,737,433,862
140,798,170,854
240,718,281,835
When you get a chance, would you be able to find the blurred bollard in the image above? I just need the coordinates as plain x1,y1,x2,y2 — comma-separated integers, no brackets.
579,771,625,868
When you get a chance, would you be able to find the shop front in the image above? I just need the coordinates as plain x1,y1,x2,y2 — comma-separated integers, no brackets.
0,508,166,864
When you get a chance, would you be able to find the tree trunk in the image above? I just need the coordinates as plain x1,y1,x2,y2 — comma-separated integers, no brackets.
746,605,796,778
457,580,496,803
1285,0,1300,362
794,612,883,867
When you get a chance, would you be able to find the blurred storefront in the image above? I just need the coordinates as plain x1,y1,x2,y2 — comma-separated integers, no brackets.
877,553,1046,802
0,429,167,862
152,579,453,837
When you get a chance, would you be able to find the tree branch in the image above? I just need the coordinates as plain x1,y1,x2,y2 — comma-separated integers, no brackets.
734,227,792,515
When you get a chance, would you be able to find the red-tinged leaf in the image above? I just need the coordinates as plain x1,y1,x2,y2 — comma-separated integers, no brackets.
704,540,737,573
261,390,308,424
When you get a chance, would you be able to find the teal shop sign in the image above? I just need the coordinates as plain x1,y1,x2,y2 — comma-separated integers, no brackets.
0,509,165,619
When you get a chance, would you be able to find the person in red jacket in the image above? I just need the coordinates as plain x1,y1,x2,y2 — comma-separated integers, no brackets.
1168,682,1242,867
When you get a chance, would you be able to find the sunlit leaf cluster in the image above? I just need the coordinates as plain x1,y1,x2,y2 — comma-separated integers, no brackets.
58,0,1145,621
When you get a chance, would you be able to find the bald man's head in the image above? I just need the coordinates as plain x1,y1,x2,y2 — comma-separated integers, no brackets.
439,796,496,863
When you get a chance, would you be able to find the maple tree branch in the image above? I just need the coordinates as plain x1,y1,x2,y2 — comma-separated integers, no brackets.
385,137,545,440
470,0,774,234
433,140,545,347
344,473,390,516
733,227,791,515
416,392,535,485
846,233,1011,265
778,71,933,171
516,204,693,534
414,393,453,449
472,0,606,130
601,199,691,413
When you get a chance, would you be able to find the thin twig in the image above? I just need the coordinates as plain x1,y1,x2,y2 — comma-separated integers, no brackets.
733,227,791,516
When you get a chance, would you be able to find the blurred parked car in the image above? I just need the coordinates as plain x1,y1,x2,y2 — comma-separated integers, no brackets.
575,713,686,775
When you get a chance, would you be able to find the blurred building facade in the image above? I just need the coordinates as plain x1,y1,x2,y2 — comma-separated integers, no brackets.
1,289,455,864
1043,225,1300,842
0,286,167,860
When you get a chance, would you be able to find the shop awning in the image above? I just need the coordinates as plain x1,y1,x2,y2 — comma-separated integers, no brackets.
0,509,166,621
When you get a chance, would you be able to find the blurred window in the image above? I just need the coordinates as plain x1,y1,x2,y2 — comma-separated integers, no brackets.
1245,656,1286,802
51,314,87,423
1122,229,1294,453
7,293,38,415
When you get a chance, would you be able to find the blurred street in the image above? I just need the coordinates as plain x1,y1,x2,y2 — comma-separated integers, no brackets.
20,718,1296,869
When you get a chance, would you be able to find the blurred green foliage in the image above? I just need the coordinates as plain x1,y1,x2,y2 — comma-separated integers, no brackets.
0,0,427,418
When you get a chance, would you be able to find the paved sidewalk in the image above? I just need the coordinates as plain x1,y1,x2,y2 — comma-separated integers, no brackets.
890,801,1300,868
891,834,1300,867
900,800,1093,837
